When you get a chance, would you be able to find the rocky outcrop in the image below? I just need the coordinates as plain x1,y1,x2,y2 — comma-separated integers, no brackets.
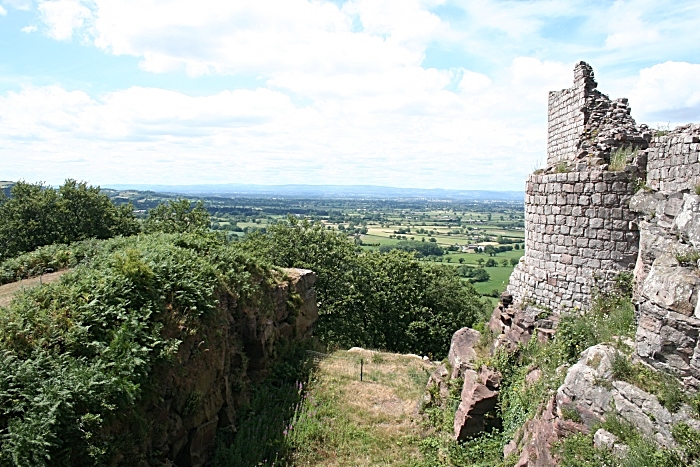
556,345,700,448
632,188,700,390
448,327,481,378
454,366,502,440
504,395,586,467
109,268,318,466
488,292,558,350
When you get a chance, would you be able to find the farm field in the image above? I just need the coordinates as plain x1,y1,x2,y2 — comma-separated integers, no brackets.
105,190,525,298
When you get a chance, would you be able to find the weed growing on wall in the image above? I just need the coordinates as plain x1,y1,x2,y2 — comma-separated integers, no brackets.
676,249,700,268
609,147,636,171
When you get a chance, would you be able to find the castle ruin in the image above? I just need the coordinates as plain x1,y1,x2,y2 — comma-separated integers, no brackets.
504,61,700,388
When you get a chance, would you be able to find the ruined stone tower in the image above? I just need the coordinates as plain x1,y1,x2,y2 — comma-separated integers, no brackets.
503,60,700,389
507,62,649,311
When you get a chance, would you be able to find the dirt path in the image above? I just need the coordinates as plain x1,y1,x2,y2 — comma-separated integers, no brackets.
0,270,70,307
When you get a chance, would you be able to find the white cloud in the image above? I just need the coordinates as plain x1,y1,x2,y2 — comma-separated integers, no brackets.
37,0,92,41
13,0,700,188
1,0,33,11
628,61,700,124
21,25,37,32
0,58,570,188
0,4,6,14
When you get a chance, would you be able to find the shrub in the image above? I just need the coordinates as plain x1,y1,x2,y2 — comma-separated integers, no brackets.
0,180,138,260
0,233,271,464
238,218,489,358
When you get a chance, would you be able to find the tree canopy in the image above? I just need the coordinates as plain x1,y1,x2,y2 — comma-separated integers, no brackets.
238,217,488,358
143,198,210,234
0,180,138,260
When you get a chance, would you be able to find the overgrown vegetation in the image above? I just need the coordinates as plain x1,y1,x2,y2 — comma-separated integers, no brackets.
237,217,490,359
555,161,570,173
609,147,636,171
676,248,700,268
0,180,139,260
554,414,700,467
210,340,318,466
0,232,270,465
610,353,687,412
416,271,639,466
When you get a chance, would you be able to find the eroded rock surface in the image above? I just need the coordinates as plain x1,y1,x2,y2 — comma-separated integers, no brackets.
454,366,502,440
448,327,481,378
112,268,318,467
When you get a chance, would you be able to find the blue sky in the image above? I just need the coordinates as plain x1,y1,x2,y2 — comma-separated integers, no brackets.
0,0,699,190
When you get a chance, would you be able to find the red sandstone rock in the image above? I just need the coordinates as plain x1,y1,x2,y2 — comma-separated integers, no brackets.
454,367,501,441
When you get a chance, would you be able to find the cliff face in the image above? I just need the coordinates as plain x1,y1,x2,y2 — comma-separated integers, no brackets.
108,268,318,466
631,125,700,389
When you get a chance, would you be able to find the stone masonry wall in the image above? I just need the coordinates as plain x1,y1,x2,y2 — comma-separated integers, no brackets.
546,62,592,166
507,170,639,311
505,61,700,388
646,124,700,192
546,61,648,170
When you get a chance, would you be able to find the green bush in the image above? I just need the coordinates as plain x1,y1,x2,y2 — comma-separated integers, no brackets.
0,232,270,465
238,218,489,359
0,180,138,260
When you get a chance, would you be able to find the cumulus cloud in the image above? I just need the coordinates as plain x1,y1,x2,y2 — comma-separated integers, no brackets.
11,0,699,188
21,25,37,32
0,5,6,15
37,0,92,41
628,61,700,124
0,57,571,188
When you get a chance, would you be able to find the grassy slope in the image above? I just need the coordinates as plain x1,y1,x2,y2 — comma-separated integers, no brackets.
288,349,435,466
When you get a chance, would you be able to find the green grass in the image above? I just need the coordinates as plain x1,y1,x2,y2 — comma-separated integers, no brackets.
285,349,435,466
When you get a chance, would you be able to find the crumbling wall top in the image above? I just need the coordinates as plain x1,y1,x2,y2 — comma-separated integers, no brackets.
545,61,649,172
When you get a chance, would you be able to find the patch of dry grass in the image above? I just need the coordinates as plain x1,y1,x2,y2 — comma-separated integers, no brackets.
0,270,68,307
288,349,435,467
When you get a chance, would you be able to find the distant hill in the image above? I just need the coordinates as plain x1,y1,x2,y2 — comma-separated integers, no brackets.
105,184,524,201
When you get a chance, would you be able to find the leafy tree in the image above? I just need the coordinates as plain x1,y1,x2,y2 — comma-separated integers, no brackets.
485,258,497,267
477,258,485,267
379,240,443,257
0,180,138,260
238,218,488,358
510,258,519,267
458,257,465,264
143,198,210,234
501,259,509,267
